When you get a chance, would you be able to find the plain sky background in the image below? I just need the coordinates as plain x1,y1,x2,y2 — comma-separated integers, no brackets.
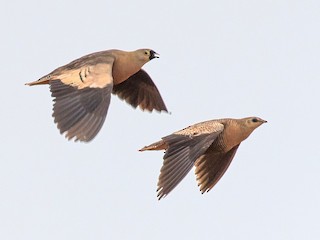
1,0,319,239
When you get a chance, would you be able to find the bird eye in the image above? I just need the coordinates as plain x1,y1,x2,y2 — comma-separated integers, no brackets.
252,118,258,122
144,51,148,55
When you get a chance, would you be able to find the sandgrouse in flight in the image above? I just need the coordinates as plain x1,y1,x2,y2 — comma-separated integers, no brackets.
26,49,167,142
140,117,267,200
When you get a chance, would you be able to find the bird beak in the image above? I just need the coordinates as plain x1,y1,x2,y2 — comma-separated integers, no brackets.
261,119,267,123
150,50,160,60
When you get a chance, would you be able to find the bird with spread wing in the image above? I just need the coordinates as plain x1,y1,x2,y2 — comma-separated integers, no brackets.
140,117,267,200
26,49,167,142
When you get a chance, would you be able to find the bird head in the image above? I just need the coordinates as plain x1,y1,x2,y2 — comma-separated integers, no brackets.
135,49,160,62
244,117,267,131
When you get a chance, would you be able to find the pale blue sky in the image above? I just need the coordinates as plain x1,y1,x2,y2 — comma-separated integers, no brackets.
1,0,320,239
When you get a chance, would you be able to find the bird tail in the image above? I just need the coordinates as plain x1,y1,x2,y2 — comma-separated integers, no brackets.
25,75,51,86
139,140,167,152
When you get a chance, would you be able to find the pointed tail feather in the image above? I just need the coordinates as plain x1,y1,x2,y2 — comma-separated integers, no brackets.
139,140,167,152
25,75,52,86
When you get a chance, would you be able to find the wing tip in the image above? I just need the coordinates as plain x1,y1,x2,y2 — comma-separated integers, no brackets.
156,188,166,200
138,105,169,114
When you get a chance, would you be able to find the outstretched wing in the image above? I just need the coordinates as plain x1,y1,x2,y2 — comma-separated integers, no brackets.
49,62,114,142
112,69,167,112
195,144,240,193
157,127,224,200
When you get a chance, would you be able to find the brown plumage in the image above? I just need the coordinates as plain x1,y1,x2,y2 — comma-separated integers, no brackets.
25,49,167,142
139,117,267,200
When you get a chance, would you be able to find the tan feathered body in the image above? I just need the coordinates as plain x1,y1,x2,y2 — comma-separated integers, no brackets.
140,117,267,199
212,118,258,152
27,50,148,87
111,50,147,84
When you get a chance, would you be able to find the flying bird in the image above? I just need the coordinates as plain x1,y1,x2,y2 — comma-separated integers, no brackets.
139,117,267,200
26,49,167,142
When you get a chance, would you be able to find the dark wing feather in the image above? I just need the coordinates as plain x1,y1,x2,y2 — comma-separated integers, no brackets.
195,144,240,193
50,80,112,142
157,131,222,200
112,69,167,112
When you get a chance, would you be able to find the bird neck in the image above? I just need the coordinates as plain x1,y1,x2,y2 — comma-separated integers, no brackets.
112,51,145,84
219,120,248,152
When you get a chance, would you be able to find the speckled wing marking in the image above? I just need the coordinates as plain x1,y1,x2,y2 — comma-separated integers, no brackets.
49,63,114,142
156,123,224,200
195,144,240,193
112,69,167,112
174,120,224,136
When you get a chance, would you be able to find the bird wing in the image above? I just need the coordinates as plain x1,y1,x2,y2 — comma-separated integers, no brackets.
112,69,167,112
49,62,114,142
156,125,224,199
195,144,240,193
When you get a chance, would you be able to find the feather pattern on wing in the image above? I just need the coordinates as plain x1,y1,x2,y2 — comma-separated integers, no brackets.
50,80,113,142
157,130,222,199
195,144,240,193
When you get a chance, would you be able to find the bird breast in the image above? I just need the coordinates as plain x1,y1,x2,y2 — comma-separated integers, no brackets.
215,122,245,153
112,54,144,85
